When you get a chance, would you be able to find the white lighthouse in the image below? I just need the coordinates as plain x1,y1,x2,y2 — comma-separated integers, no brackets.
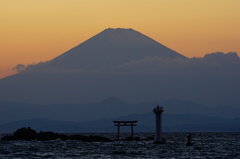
153,105,165,144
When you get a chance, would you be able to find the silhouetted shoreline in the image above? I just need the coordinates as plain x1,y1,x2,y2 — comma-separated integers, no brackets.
1,127,152,142
1,127,112,142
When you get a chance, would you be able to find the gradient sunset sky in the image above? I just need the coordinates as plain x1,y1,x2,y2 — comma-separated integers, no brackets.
1,0,239,79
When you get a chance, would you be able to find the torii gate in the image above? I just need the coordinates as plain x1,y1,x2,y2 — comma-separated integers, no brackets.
113,120,138,140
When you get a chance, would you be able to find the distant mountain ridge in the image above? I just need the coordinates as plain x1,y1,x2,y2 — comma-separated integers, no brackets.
1,97,240,125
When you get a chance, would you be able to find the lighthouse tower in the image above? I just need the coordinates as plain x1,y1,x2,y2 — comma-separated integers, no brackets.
153,105,165,144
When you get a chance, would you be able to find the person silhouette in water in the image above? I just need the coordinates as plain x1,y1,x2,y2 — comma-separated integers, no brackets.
186,133,193,146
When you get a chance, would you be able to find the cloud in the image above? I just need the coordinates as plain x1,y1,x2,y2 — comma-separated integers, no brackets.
12,64,26,73
203,52,239,62
13,52,240,77
118,52,240,75
118,56,187,72
12,61,86,74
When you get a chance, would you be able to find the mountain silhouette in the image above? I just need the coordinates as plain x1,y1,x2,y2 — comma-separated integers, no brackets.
36,28,186,70
0,29,239,106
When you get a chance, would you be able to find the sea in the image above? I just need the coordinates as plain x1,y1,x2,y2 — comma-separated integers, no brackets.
0,132,239,159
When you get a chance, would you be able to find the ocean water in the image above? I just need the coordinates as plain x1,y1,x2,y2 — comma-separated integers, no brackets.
0,133,239,159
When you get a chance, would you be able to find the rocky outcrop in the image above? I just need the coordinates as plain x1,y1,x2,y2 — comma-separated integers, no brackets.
1,127,112,142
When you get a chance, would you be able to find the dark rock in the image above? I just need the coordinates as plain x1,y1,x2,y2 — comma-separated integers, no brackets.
1,127,112,142
68,134,86,140
14,127,37,140
1,135,16,140
37,131,67,141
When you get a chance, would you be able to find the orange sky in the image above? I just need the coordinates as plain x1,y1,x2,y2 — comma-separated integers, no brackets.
0,0,239,79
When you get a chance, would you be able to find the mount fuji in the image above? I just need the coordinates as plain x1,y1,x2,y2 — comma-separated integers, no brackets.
0,28,239,108
30,28,186,71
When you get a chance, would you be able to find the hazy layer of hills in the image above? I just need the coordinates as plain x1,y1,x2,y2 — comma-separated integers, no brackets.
1,97,240,133
1,113,239,133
